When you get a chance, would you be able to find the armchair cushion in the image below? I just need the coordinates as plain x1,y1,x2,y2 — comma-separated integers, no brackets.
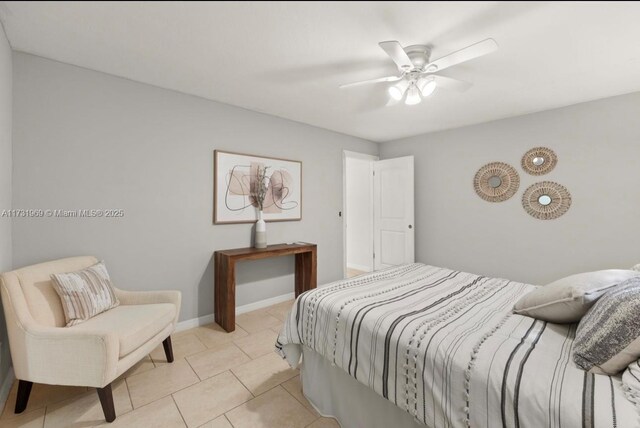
72,303,176,358
114,288,181,326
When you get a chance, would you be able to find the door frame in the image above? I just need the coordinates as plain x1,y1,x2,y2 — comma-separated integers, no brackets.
342,150,379,278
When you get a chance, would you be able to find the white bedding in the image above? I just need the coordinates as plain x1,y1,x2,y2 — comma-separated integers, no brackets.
276,263,640,427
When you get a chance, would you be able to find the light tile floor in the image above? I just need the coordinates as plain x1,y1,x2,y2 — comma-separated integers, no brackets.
345,268,367,279
0,300,340,428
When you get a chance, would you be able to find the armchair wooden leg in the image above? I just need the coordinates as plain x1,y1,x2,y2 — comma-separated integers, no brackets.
15,380,33,413
162,336,174,363
97,384,116,423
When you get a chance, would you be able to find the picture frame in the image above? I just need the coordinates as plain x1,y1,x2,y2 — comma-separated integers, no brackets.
213,150,302,224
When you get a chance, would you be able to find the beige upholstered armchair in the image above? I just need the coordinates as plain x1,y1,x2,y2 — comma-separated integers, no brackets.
0,256,181,423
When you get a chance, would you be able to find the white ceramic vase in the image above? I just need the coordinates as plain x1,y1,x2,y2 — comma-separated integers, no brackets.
255,210,267,249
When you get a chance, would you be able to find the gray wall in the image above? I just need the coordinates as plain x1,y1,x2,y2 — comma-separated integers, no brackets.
12,53,378,322
0,24,12,399
380,92,640,285
10,50,640,327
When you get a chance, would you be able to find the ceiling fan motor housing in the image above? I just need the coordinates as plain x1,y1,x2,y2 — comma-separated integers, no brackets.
403,45,431,71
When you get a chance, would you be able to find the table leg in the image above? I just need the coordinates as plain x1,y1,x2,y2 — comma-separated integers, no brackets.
214,253,236,332
295,249,317,297
308,247,317,292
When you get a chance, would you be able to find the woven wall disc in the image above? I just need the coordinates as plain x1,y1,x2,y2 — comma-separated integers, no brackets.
521,147,557,175
522,181,571,220
473,162,520,202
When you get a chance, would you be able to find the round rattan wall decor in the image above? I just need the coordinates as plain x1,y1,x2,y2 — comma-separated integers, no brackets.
473,162,520,202
521,147,557,175
522,181,571,220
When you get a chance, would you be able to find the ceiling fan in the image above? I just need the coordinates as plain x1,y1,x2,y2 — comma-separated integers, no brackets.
340,38,498,106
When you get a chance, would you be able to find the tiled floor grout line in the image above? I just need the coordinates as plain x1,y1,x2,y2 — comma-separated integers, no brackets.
41,405,47,428
280,384,320,422
123,376,134,415
220,384,289,426
0,407,48,426
127,364,199,410
127,357,251,410
165,335,237,369
223,413,235,428
97,391,186,427
5,301,302,427
0,396,7,418
186,332,208,355
256,383,281,397
229,340,256,361
169,394,189,428
219,395,253,424
148,332,207,366
131,356,299,418
194,340,243,363
120,349,274,422
228,370,255,398
1,387,92,424
247,374,299,399
182,355,205,383
189,376,270,426
129,359,160,379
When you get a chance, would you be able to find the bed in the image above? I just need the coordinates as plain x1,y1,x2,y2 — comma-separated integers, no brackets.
276,263,640,428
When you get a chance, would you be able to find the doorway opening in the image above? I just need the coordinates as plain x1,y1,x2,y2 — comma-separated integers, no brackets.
343,151,377,278
343,151,415,279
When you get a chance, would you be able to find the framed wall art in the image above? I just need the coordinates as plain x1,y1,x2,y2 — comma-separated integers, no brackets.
214,150,302,224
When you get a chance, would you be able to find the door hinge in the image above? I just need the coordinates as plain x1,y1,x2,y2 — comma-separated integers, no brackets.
373,252,375,259
373,170,375,176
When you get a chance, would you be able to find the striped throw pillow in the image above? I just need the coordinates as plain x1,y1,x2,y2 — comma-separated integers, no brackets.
51,261,120,326
573,277,640,374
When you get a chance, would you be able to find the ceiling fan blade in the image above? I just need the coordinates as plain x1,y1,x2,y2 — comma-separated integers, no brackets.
339,75,401,89
432,75,472,92
378,41,413,70
426,38,498,73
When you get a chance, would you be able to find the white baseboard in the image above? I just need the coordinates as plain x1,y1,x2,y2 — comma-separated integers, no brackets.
236,292,295,315
175,292,295,332
347,263,371,272
0,366,15,413
175,314,217,332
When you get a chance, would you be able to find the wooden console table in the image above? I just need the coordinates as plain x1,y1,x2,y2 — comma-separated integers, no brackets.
214,243,317,332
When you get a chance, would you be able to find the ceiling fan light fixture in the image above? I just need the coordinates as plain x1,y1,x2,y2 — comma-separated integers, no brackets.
388,80,409,101
418,77,437,97
339,38,497,107
405,85,422,105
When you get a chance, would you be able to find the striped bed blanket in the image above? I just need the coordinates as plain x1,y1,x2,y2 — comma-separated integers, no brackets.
276,263,639,428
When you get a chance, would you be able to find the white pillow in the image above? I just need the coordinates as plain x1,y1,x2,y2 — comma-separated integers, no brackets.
513,269,640,323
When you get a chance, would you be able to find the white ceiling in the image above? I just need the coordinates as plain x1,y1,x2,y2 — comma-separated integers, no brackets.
2,1,640,142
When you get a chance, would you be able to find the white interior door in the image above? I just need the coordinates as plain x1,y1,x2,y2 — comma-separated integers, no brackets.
373,156,414,270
